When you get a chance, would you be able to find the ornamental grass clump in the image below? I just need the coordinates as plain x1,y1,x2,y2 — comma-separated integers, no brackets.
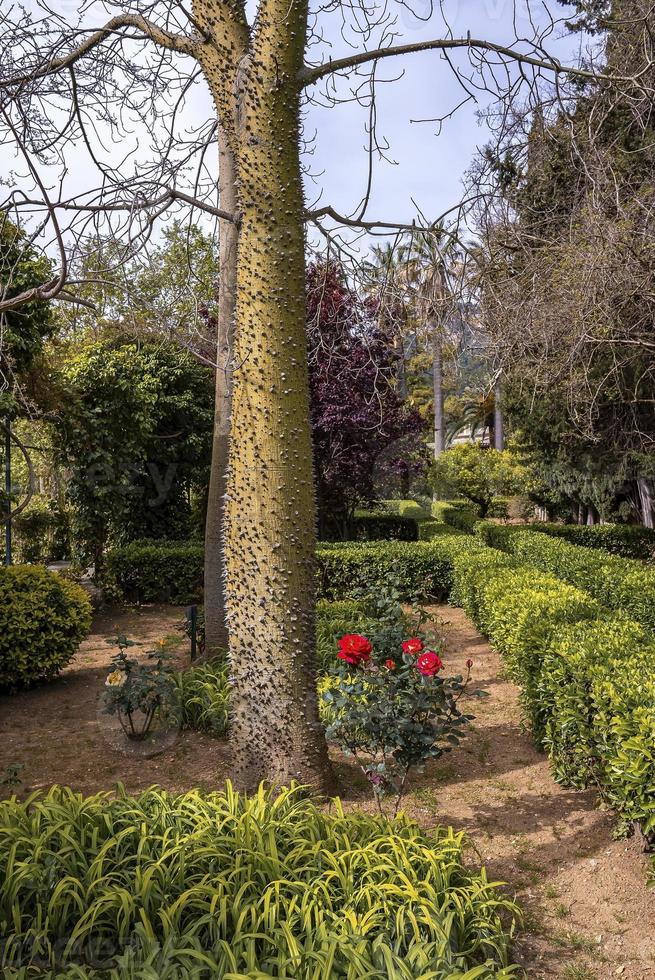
322,606,484,814
0,783,519,978
174,656,230,735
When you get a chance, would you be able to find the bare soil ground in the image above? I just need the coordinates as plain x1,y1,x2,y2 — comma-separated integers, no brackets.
0,602,653,978
0,605,232,796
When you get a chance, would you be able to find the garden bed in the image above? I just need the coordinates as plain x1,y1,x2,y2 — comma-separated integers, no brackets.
1,603,653,978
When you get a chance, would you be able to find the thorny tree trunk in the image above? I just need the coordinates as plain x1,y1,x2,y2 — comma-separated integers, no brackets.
204,129,237,656
197,0,333,791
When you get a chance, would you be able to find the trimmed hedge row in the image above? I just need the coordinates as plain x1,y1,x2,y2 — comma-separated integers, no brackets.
476,525,655,632
316,534,482,602
104,540,204,604
477,519,655,561
374,498,432,520
531,521,655,560
451,547,655,847
105,529,471,605
321,514,419,542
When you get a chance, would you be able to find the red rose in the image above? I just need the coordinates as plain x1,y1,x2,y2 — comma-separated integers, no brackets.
384,659,397,670
416,651,443,676
337,634,372,665
466,658,473,669
402,637,424,655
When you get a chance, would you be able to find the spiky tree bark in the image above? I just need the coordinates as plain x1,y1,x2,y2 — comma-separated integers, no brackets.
193,0,333,789
203,132,237,656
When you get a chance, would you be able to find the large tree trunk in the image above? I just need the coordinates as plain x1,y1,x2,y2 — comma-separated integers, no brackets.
203,130,238,655
432,322,444,458
200,0,333,792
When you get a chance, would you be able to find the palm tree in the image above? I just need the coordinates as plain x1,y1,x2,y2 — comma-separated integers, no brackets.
404,228,459,460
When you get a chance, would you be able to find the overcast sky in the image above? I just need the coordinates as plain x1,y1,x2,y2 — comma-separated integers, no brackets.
7,0,585,258
305,1,581,230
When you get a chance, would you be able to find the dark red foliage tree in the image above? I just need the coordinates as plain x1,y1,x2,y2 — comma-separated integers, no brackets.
307,262,426,538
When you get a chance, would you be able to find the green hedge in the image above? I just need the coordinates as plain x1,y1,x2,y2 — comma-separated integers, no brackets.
431,500,480,531
0,565,92,690
476,524,655,632
104,539,204,604
374,498,431,520
105,534,474,604
0,784,518,978
529,521,655,561
321,514,419,542
509,531,655,631
316,535,482,602
476,519,655,561
450,541,655,849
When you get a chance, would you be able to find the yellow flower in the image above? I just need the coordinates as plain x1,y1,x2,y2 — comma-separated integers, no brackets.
105,670,127,688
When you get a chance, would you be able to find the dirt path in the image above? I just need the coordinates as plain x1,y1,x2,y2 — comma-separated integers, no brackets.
1,603,653,977
0,605,231,797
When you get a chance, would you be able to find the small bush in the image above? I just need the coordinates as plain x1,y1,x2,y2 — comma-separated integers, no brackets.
0,784,518,977
0,565,92,690
104,539,204,604
322,617,478,812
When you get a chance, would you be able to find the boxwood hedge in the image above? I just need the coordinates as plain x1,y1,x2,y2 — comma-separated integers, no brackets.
476,524,655,632
527,521,655,561
104,539,204,604
450,541,655,852
0,565,92,690
316,534,483,602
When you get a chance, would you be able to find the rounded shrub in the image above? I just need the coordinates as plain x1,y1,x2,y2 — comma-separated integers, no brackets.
0,565,92,690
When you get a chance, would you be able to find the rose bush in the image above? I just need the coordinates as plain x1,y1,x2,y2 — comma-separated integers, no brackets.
103,634,179,741
321,603,485,813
